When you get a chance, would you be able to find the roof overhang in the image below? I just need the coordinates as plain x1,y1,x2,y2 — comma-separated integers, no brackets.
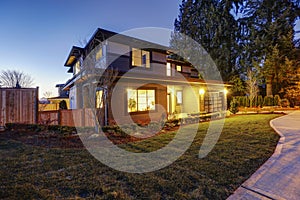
86,28,170,55
64,46,84,67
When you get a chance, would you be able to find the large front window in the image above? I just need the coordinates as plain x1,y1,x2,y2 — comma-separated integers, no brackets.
132,48,150,68
166,62,171,76
127,89,155,112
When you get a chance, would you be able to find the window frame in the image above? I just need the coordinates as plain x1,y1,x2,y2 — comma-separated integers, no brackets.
131,48,151,69
176,65,182,72
95,46,103,61
166,62,171,76
74,59,81,75
127,88,156,114
95,89,103,109
176,90,183,105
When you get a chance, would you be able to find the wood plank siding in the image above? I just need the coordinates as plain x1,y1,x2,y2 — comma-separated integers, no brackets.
0,88,38,126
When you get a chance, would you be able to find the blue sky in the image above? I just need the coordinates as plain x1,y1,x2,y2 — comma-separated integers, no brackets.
0,0,181,97
0,1,299,97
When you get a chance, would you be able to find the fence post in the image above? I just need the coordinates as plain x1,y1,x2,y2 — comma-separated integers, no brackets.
58,110,61,126
35,87,39,124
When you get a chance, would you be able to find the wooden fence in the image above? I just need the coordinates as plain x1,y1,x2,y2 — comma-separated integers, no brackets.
0,87,39,126
38,108,101,127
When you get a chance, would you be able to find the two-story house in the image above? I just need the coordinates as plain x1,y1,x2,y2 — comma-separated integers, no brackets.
62,28,228,125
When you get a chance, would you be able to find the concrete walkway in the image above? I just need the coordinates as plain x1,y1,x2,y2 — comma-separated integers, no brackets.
228,111,300,200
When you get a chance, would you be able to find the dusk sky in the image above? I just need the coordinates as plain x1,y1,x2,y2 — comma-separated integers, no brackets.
0,0,181,97
0,1,299,97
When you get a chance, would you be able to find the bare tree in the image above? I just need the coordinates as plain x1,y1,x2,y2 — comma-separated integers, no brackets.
85,68,119,126
43,91,53,98
246,69,259,107
0,69,34,88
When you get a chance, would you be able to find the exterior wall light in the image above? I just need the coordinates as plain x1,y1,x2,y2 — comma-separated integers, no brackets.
224,88,228,95
199,88,205,95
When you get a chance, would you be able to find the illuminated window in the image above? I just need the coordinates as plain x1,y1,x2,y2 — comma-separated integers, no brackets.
74,60,81,74
132,48,150,68
127,89,155,112
127,89,137,112
166,63,171,76
96,90,103,108
96,47,103,60
176,90,183,104
176,65,182,72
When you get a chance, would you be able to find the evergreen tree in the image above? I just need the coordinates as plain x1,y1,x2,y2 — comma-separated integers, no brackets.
59,100,68,110
240,0,300,95
229,97,239,114
173,0,299,97
173,0,242,82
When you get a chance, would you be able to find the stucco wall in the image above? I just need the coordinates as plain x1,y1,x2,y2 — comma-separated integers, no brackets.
183,86,199,114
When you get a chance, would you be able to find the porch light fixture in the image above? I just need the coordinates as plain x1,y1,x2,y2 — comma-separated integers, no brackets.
224,88,228,95
199,88,205,95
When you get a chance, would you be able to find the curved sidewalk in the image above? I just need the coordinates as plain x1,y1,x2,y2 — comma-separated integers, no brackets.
228,111,300,200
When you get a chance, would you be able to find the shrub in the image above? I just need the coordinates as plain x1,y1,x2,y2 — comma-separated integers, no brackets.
164,119,180,128
252,96,258,107
257,95,263,107
59,100,68,110
246,96,251,107
281,98,290,107
263,96,274,106
229,98,239,114
147,122,163,132
274,95,281,106
47,125,76,134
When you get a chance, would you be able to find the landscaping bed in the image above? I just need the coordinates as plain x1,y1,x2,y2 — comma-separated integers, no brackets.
0,114,281,199
1,122,180,148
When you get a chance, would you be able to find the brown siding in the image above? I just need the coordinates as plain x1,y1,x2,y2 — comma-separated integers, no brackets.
152,52,167,63
107,54,130,71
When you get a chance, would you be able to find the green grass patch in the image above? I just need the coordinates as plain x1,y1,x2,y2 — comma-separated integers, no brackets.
0,114,281,199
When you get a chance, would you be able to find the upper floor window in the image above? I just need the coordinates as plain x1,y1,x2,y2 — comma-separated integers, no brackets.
74,59,81,75
96,47,103,61
176,65,182,72
132,48,150,68
166,63,171,76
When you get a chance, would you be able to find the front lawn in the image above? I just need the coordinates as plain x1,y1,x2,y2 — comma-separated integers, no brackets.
0,114,281,199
